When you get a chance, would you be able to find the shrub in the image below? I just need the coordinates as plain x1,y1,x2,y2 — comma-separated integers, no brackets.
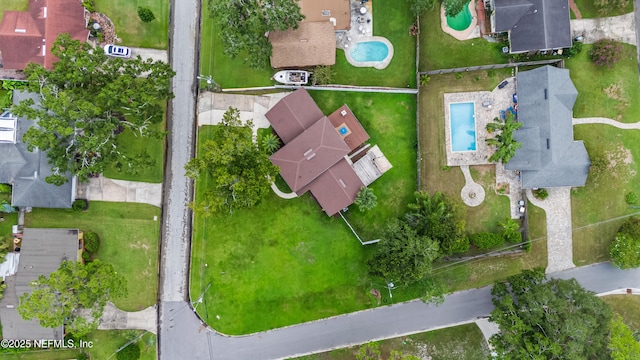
84,231,100,253
0,184,11,193
504,231,522,244
137,7,156,23
117,343,141,360
72,199,89,212
260,133,281,154
82,0,95,12
82,251,92,262
533,188,549,200
567,40,583,57
354,187,377,212
470,232,504,250
311,66,335,85
590,39,623,68
610,232,640,269
76,353,89,360
625,191,638,205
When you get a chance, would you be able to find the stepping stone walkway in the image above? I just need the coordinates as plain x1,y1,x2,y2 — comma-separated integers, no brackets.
459,166,485,207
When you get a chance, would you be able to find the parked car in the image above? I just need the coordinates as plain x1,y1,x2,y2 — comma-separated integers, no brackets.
104,44,131,58
518,200,526,214
498,80,508,89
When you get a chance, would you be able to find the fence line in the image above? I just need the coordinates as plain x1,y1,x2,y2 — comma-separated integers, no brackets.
339,211,379,245
419,59,564,76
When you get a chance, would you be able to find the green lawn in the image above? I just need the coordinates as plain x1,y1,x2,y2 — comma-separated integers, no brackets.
0,0,28,24
191,92,418,334
419,9,507,71
202,0,416,88
0,331,156,360
602,295,640,332
566,44,640,123
103,120,165,183
418,70,548,291
0,193,18,248
24,202,160,310
95,0,169,49
292,323,489,360
572,0,634,19
309,91,417,239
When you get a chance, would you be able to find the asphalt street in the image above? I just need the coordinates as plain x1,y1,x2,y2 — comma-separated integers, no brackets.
157,0,200,357
160,263,640,360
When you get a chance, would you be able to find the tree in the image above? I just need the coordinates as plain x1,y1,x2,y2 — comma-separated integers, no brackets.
354,186,377,212
209,0,305,69
443,0,468,16
12,34,174,184
609,313,640,360
137,6,156,22
260,132,281,154
609,218,640,269
489,268,612,359
590,39,624,68
486,113,523,164
499,217,522,243
18,260,127,337
185,107,279,215
368,219,440,287
405,191,469,255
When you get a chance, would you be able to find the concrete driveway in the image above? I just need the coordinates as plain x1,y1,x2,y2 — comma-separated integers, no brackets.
76,176,162,208
130,47,169,63
571,13,637,45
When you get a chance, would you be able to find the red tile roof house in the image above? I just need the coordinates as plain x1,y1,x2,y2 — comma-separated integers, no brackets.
0,0,89,70
266,88,392,216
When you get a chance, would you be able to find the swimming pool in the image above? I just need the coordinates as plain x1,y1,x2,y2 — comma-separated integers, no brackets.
446,2,472,31
350,41,389,62
449,102,476,152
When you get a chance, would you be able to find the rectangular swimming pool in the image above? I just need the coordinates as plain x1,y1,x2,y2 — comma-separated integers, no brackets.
449,102,477,152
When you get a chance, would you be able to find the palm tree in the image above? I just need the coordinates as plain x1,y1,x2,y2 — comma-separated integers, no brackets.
260,133,281,154
486,112,522,163
354,186,377,212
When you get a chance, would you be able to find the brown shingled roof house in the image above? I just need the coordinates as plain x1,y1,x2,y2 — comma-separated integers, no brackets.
266,89,391,216
269,0,350,68
0,0,89,70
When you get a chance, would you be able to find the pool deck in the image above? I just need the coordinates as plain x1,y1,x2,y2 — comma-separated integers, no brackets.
440,1,480,40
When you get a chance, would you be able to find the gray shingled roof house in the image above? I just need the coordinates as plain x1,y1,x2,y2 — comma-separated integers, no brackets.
505,66,590,188
490,0,572,53
0,91,75,208
0,228,80,340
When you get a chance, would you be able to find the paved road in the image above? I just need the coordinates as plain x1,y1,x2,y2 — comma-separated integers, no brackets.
162,263,640,359
157,0,200,357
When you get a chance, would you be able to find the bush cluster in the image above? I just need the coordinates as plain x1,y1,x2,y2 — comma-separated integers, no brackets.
0,184,11,194
72,199,89,212
84,231,100,253
470,232,504,250
533,188,549,200
625,191,638,205
137,7,156,23
590,39,623,68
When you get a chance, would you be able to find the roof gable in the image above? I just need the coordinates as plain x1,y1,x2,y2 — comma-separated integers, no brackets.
269,21,336,68
505,66,589,188
270,117,350,192
265,88,325,143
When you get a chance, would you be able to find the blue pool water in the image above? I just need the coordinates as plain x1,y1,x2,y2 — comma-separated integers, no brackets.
338,125,348,135
450,102,477,152
350,41,389,62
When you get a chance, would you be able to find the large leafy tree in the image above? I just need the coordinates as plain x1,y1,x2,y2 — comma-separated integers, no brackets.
368,219,440,287
489,268,612,359
405,191,469,255
609,313,640,360
18,260,127,337
609,217,640,269
210,0,304,69
486,113,523,164
12,34,175,184
185,107,279,215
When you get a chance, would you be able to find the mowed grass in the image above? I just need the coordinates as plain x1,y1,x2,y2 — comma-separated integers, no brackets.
308,91,417,239
103,120,165,183
24,202,160,311
293,323,489,360
602,295,640,331
418,70,547,291
419,9,507,71
566,44,640,124
202,0,416,88
191,92,418,334
0,0,28,24
95,0,169,49
572,0,634,19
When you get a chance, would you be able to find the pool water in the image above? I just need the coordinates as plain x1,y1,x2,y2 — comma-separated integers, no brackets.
339,126,348,135
450,102,476,152
446,2,472,31
350,41,389,62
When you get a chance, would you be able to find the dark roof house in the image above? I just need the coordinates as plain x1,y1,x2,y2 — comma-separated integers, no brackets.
266,88,391,216
0,91,75,208
0,228,80,340
0,0,89,70
505,66,590,188
490,0,571,53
